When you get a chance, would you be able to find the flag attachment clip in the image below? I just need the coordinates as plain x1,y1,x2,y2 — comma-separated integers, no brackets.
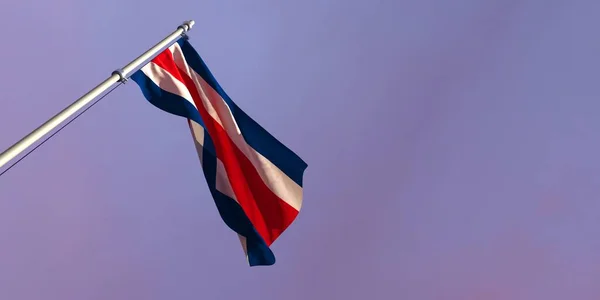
111,69,128,83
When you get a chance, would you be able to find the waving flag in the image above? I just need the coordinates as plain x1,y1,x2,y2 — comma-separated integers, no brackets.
130,38,307,266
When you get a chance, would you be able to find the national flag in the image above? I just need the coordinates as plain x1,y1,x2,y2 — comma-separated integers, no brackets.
130,38,307,266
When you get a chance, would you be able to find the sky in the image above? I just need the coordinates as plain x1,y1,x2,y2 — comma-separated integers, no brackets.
1,0,600,299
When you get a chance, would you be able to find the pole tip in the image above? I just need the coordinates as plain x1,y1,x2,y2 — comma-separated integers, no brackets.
185,20,195,30
178,20,195,34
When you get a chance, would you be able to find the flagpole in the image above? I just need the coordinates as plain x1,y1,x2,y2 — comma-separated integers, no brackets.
0,20,195,170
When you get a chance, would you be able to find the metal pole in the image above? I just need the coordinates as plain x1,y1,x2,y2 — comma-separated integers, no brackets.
0,20,195,170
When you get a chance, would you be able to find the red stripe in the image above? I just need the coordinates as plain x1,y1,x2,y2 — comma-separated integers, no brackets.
151,50,298,245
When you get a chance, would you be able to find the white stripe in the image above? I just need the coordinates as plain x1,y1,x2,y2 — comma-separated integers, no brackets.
189,120,238,202
140,62,197,110
238,234,248,256
165,45,225,129
215,159,236,201
169,45,243,135
167,44,303,211
188,120,204,164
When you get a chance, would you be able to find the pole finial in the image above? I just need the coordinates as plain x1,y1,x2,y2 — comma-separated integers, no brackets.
178,20,195,35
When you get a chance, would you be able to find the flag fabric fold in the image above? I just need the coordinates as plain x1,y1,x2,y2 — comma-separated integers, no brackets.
130,38,307,266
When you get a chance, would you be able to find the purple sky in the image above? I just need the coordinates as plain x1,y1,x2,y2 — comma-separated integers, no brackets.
1,0,600,299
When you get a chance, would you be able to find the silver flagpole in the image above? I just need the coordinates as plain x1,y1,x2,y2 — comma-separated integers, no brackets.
0,20,195,170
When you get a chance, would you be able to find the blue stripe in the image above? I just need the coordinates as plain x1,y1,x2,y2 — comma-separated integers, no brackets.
132,69,275,266
131,70,206,129
177,39,308,187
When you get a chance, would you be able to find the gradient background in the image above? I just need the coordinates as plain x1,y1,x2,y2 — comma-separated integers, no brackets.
1,0,600,299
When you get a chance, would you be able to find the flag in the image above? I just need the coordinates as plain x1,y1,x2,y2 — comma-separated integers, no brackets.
130,38,307,266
